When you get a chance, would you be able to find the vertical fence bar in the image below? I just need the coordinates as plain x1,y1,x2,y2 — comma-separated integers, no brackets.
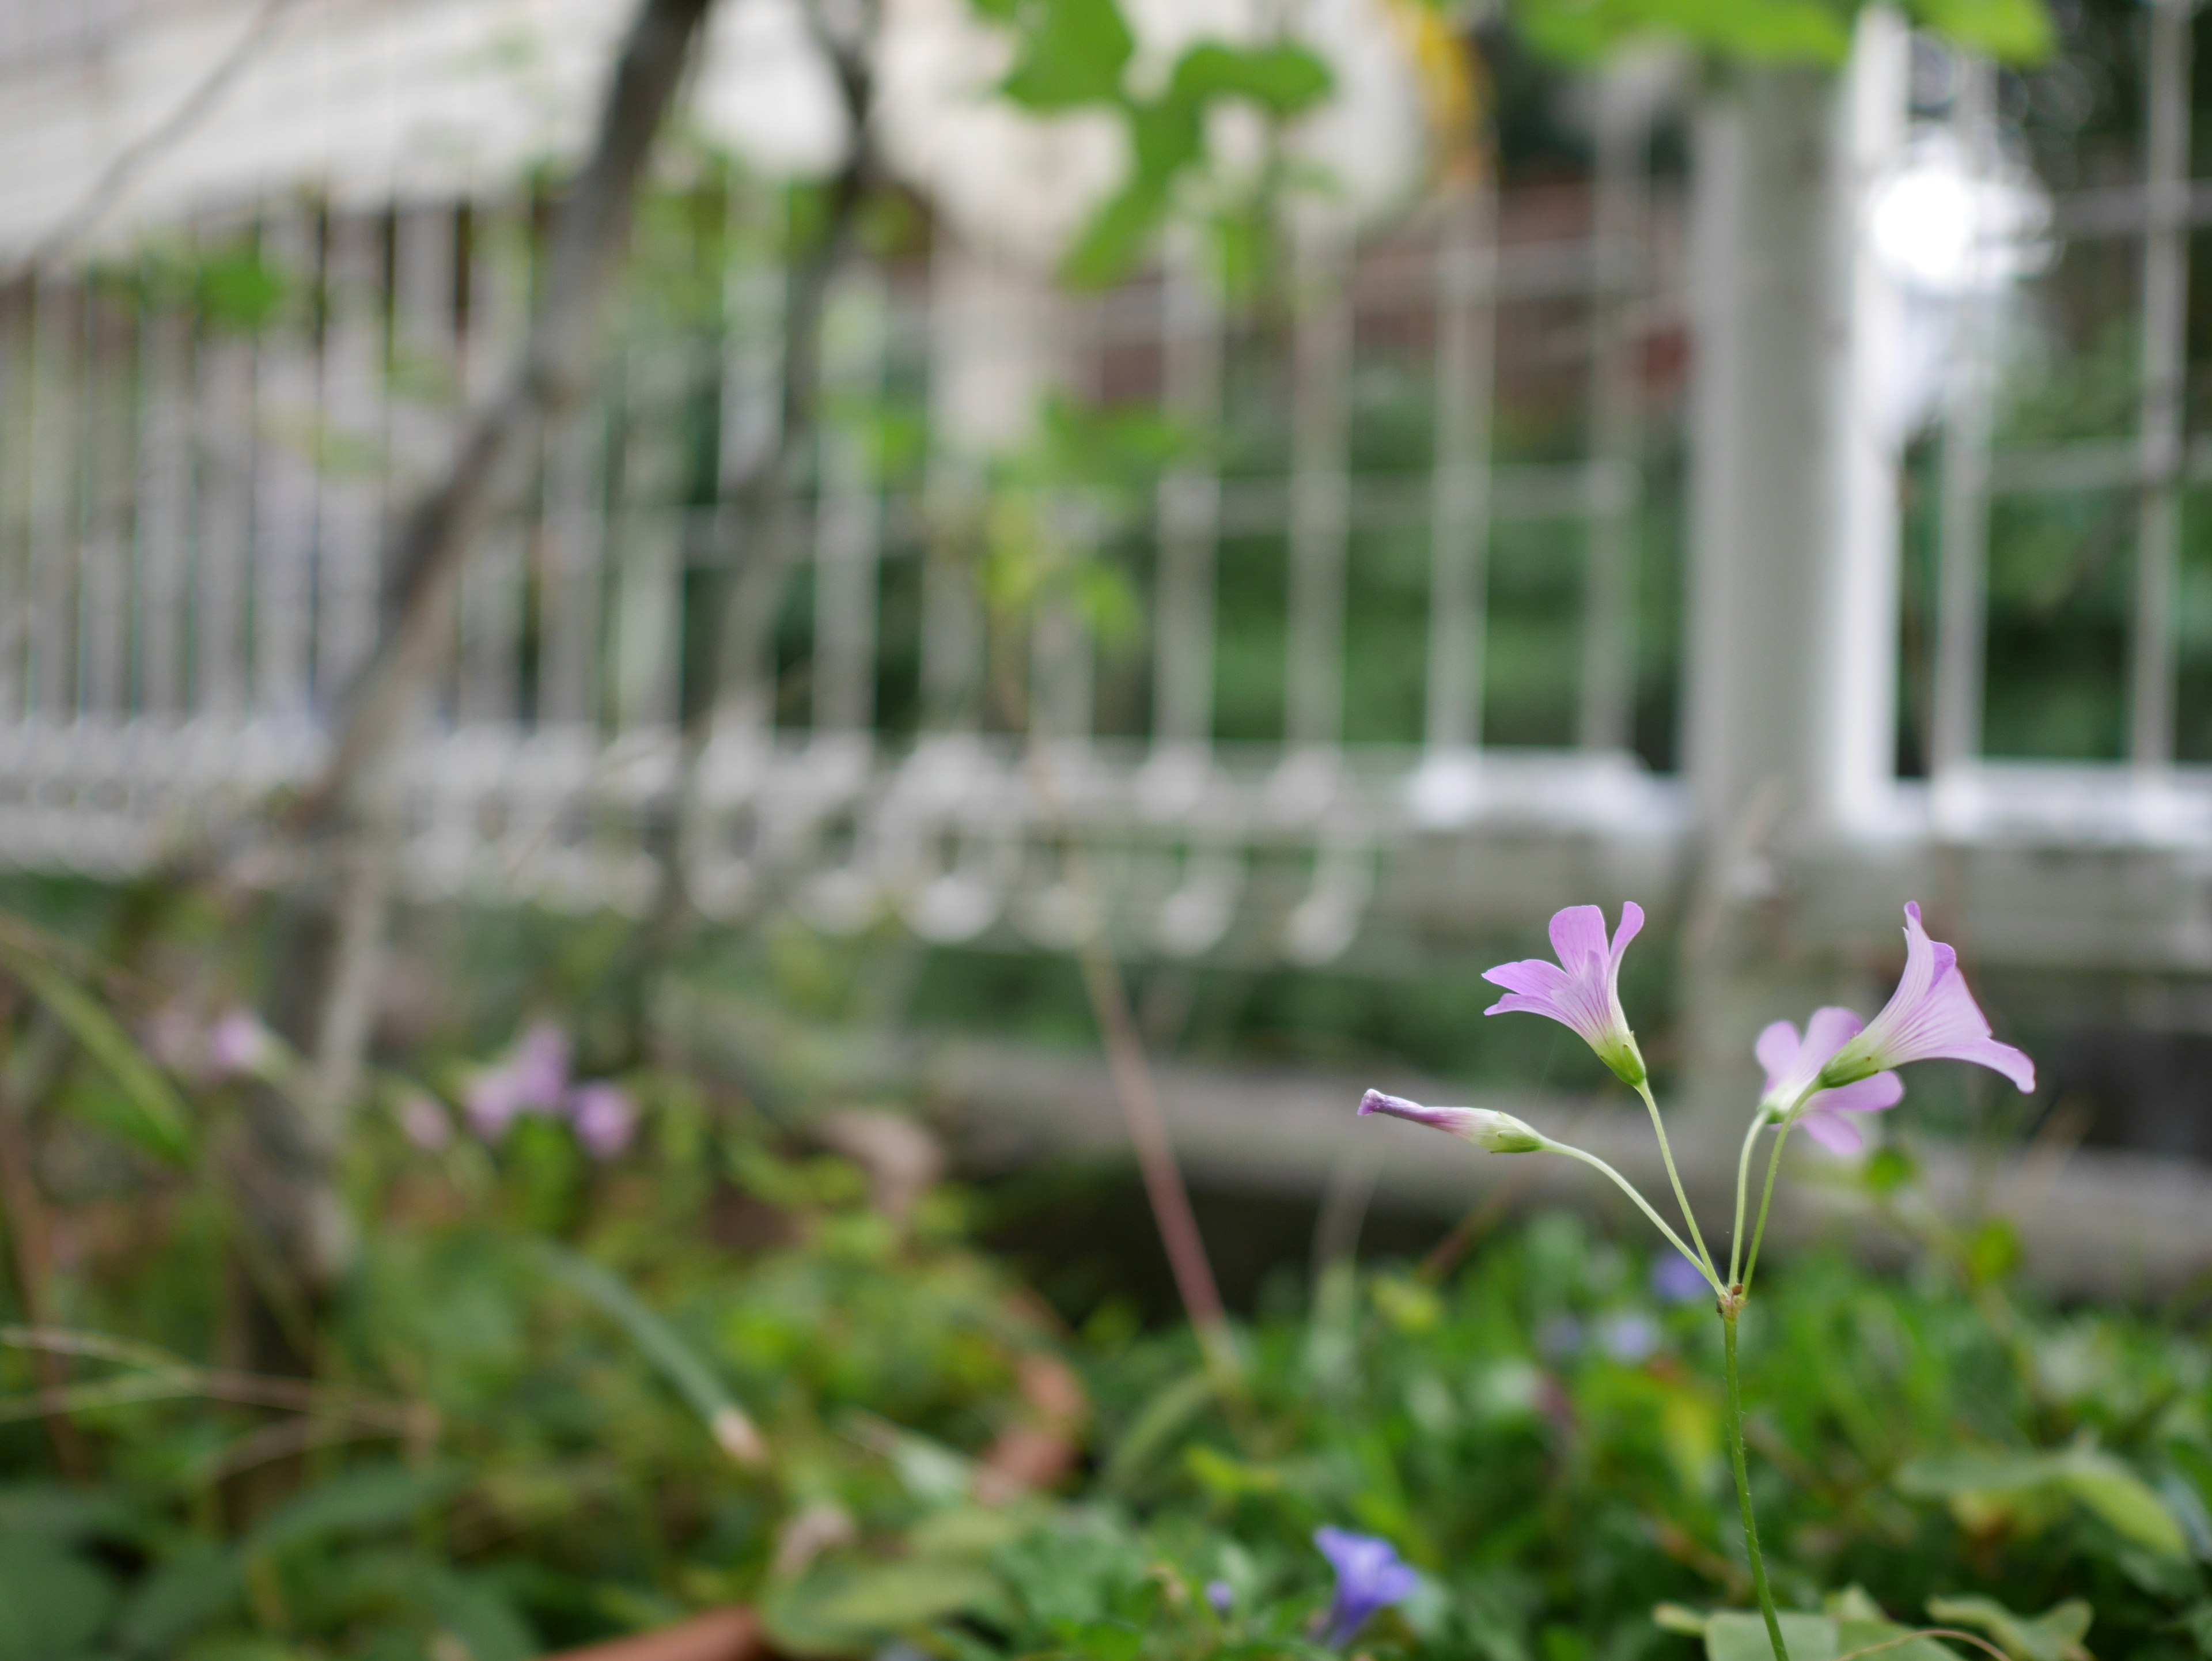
459,204,530,725
1579,85,1646,754
1153,224,1224,757
195,225,256,721
1930,58,1996,786
252,206,321,725
28,275,81,717
316,211,388,706
137,270,195,717
611,340,685,733
813,268,886,737
2134,0,2191,773
79,279,136,719
0,285,33,718
540,403,608,729
389,203,460,717
1423,181,1497,768
704,195,785,741
1286,207,1353,753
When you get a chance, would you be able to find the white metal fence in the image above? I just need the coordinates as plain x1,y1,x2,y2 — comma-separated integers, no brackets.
3,6,2211,981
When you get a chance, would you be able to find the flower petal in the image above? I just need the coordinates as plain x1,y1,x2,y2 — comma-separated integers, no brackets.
1813,1072,1902,1115
1755,1021,1802,1094
1801,1005,1866,1062
1609,901,1645,969
1799,1110,1865,1154
1481,958,1573,1001
1547,905,1610,973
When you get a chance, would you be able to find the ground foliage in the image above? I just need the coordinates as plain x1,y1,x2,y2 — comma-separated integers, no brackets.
2,975,2210,1661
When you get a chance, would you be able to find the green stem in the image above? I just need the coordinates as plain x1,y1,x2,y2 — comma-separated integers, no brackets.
1722,1308,1790,1661
1541,1140,1725,1297
1740,1110,1800,1297
1634,1078,1718,1286
1729,1111,1764,1289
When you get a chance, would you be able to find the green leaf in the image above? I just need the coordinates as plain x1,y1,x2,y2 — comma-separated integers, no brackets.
534,1241,763,1462
1513,0,1854,65
0,1536,119,1661
0,1482,143,1543
763,1558,1007,1656
1896,1445,2188,1557
246,1463,460,1557
999,0,1134,108
421,1568,538,1661
2061,1450,2189,1557
113,1543,244,1657
1926,1594,2093,1661
1168,42,1333,115
1907,0,2052,62
0,914,192,1163
1705,1612,1840,1661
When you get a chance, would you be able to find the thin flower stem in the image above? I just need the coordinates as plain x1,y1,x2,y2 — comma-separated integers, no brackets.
1740,1110,1800,1298
1540,1140,1725,1296
1722,1308,1791,1661
1729,1112,1765,1289
1634,1078,1718,1285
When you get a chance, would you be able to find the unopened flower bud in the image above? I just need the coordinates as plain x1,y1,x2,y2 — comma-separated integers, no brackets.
1358,1090,1544,1153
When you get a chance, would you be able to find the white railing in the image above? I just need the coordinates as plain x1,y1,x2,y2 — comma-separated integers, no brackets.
3,11,2211,982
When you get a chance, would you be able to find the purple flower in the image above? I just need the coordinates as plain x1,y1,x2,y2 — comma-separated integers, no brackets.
1819,904,2035,1096
397,1092,452,1152
1756,1007,1904,1155
465,1021,574,1143
1314,1527,1418,1647
506,1021,573,1110
1650,1254,1710,1305
1358,1090,1543,1152
566,1082,638,1160
206,1009,273,1079
1482,904,1647,1086
1599,1311,1660,1363
1205,1580,1235,1616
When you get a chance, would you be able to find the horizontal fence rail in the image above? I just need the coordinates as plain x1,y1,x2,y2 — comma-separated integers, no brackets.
6,17,2212,978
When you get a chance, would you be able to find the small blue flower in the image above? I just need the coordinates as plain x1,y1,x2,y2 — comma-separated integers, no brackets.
1650,1254,1710,1305
1313,1527,1418,1647
1599,1311,1659,1363
1205,1580,1235,1616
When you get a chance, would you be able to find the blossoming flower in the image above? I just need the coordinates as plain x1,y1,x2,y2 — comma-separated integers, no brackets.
1754,1007,1903,1154
1482,903,1647,1085
1205,1581,1235,1617
566,1081,638,1160
1650,1254,1710,1304
1313,1527,1418,1646
1358,1089,1543,1152
465,1021,573,1142
206,1009,274,1079
1818,903,2035,1095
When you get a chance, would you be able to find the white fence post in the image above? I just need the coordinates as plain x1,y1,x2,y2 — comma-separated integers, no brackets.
1681,12,1907,1115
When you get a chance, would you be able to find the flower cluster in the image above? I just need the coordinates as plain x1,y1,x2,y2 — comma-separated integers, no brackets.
1363,899,2032,1171
460,1020,638,1160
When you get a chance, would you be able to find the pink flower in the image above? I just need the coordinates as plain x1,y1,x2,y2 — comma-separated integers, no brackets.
207,1009,273,1079
1482,903,1647,1086
506,1021,572,1110
464,1021,573,1143
1358,1089,1543,1152
566,1083,637,1160
1755,1007,1903,1155
396,1092,453,1152
1819,904,2035,1096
